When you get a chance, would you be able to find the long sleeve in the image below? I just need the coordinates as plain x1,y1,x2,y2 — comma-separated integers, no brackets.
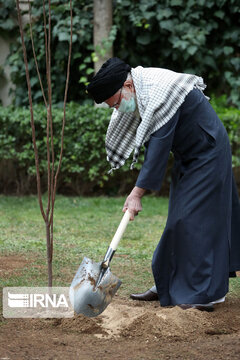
136,109,180,191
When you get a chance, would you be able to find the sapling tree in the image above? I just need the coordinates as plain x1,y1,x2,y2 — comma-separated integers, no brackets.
16,0,73,286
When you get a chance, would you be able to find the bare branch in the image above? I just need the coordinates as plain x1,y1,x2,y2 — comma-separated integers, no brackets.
16,0,46,222
43,0,49,97
51,0,73,223
47,0,52,106
27,0,48,108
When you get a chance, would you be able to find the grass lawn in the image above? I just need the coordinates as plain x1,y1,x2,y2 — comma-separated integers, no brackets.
0,195,239,298
0,195,168,295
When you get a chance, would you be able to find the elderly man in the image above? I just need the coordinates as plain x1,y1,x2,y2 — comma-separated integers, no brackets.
87,57,240,311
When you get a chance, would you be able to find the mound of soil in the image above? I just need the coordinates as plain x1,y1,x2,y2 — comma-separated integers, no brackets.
1,294,240,359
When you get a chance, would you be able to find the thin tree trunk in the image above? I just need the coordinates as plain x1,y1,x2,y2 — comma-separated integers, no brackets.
46,222,52,287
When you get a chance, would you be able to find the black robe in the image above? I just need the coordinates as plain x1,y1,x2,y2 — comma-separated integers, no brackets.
136,88,240,306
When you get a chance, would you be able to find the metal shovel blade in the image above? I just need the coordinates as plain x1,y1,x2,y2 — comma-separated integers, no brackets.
69,256,121,317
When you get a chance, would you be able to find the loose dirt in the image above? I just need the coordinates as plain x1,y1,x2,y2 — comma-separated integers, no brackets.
1,295,240,360
1,254,240,359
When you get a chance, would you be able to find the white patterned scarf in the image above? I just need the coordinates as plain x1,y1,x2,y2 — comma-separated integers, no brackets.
105,66,208,172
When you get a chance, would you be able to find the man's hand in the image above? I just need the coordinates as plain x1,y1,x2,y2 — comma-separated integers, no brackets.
123,186,146,220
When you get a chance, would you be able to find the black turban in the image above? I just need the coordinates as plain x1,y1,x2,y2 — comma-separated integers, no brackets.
86,57,131,104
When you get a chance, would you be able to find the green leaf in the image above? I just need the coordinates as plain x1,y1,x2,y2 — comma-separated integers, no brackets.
160,8,173,18
84,56,92,63
223,46,234,55
172,39,188,50
86,68,94,75
214,10,225,19
79,64,87,71
187,45,198,55
58,32,70,41
0,18,15,30
230,58,240,71
142,11,156,20
170,0,183,6
79,76,87,83
91,54,99,62
159,20,173,31
72,34,78,43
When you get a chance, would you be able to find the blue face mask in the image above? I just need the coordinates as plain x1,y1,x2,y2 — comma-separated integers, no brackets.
118,96,136,113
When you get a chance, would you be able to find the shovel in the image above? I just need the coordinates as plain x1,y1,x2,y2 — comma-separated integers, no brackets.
69,210,131,317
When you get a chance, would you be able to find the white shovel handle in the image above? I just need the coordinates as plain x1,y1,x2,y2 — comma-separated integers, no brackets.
109,210,131,251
